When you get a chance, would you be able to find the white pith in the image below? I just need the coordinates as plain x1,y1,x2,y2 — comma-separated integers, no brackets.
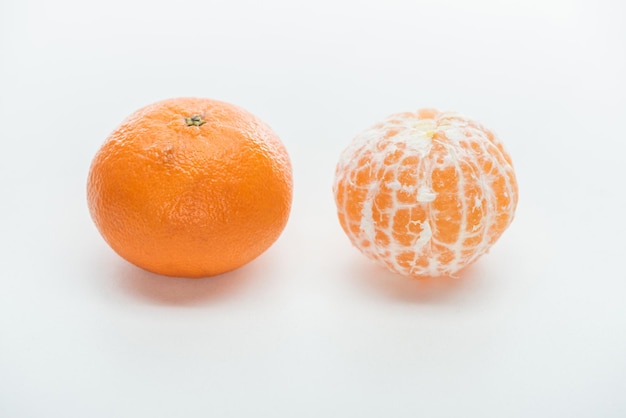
333,111,518,278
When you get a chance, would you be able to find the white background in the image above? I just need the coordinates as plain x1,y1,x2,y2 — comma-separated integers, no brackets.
1,0,625,416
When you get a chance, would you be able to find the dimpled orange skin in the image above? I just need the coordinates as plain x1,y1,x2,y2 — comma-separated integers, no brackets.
333,109,518,278
87,97,293,278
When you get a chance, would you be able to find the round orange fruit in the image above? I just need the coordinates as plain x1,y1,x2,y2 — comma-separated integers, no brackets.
333,109,518,278
87,97,293,278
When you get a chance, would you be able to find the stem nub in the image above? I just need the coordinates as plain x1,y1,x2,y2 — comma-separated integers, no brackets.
185,115,206,126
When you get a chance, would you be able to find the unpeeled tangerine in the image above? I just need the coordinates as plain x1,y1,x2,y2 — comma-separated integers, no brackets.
333,109,518,278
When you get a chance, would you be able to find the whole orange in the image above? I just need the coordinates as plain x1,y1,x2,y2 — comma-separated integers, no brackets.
87,97,293,278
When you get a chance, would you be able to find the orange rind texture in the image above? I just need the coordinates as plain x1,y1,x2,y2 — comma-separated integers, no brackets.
333,109,518,278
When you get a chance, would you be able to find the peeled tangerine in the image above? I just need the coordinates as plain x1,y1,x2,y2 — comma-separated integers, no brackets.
333,109,518,278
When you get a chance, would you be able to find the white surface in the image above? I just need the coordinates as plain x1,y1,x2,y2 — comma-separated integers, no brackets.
1,0,625,417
